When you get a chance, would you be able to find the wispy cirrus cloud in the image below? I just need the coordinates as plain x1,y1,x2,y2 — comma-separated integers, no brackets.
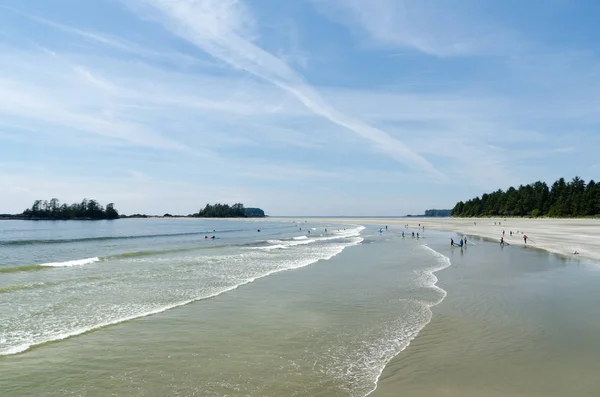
1,0,599,215
0,4,219,70
310,0,522,57
125,0,444,178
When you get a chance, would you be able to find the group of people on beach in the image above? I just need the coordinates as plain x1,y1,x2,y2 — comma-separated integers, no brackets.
450,237,467,248
400,231,421,238
499,230,528,246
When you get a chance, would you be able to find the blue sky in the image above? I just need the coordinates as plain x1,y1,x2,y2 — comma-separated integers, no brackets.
1,0,599,215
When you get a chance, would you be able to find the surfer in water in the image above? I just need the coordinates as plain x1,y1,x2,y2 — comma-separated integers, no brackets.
416,232,420,239
523,234,528,244
450,237,454,246
459,239,464,248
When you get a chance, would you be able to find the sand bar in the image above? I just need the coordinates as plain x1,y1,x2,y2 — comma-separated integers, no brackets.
279,217,600,262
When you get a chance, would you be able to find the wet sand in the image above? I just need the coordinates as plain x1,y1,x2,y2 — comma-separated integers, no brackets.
279,218,600,262
277,217,600,396
370,232,600,397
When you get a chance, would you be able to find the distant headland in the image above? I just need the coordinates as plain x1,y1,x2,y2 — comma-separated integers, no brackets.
406,209,452,217
0,199,266,220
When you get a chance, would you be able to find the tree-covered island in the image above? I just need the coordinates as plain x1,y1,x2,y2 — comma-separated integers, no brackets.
0,200,266,220
19,199,120,220
190,203,265,218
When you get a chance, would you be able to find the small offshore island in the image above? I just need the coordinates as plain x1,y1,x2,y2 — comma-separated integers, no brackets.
0,199,265,220
0,199,120,220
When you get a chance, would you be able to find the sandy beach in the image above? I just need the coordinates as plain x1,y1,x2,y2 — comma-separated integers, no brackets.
279,218,600,262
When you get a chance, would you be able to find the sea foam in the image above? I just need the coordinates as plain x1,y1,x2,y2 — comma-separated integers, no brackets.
39,257,100,267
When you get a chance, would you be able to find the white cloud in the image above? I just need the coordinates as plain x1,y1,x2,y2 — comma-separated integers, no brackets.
125,0,444,178
2,1,598,216
311,0,519,57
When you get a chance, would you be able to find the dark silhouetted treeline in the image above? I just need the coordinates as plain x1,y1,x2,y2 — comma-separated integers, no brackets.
452,177,600,217
22,199,120,220
190,203,265,218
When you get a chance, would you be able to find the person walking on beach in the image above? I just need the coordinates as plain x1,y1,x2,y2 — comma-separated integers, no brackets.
402,231,405,238
385,225,388,231
523,234,528,244
412,232,415,238
500,236,504,246
451,237,454,246
417,232,420,239
459,239,464,248
464,237,468,246
503,230,505,236
510,231,512,236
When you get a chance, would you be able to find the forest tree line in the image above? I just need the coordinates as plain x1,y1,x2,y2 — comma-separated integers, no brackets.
191,203,265,218
22,199,120,220
452,177,600,217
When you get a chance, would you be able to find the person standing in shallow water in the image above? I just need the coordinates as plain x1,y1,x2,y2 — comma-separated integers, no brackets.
450,237,454,246
523,234,528,244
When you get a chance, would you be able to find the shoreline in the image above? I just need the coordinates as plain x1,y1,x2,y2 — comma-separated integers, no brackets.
275,217,600,263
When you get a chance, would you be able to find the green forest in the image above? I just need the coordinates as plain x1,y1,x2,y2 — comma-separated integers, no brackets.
452,177,600,217
22,199,120,220
191,203,265,218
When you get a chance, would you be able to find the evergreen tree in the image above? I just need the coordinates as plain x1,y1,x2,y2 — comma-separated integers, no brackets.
22,199,121,220
452,176,600,217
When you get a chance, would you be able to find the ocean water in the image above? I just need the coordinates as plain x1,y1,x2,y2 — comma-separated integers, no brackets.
0,219,449,396
4,219,599,396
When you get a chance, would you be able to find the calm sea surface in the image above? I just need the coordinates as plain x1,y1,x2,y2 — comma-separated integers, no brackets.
1,219,599,396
